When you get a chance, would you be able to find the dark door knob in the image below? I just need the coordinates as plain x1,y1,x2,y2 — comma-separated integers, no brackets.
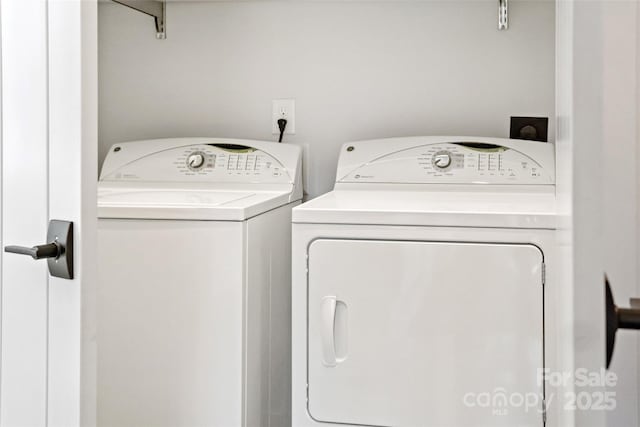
3,220,73,279
605,277,640,368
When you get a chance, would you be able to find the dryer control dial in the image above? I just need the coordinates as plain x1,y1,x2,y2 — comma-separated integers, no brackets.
187,152,206,170
433,151,452,169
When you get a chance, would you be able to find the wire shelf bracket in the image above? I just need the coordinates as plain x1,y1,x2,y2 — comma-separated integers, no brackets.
112,0,166,39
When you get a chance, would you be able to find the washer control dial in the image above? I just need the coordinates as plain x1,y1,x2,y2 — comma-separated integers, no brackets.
432,151,452,169
187,152,206,170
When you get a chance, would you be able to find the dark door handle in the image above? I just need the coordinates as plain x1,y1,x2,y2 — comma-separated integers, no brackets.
3,220,73,280
5,242,62,260
605,277,640,368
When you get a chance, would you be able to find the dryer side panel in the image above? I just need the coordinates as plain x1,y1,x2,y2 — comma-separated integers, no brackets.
307,239,544,427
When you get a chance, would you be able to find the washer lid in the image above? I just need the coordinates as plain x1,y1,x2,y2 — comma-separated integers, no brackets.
98,186,293,221
292,189,556,229
99,189,253,207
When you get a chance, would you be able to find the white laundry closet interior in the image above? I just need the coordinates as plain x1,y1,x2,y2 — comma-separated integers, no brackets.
96,1,640,426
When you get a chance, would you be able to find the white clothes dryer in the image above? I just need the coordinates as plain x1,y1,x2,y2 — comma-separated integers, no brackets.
97,138,301,427
292,136,557,427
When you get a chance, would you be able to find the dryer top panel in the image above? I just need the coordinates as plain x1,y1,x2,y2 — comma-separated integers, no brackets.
335,136,554,185
100,138,301,186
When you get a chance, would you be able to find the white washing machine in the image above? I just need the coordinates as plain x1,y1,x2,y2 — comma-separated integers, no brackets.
292,136,557,427
97,138,302,427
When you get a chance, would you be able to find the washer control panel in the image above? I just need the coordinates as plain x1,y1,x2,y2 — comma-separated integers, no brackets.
100,141,296,184
172,145,284,178
337,138,555,185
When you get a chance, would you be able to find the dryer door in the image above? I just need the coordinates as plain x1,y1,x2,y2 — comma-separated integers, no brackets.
307,239,544,427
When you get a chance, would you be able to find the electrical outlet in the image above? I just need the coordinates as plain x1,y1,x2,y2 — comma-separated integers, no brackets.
272,99,295,135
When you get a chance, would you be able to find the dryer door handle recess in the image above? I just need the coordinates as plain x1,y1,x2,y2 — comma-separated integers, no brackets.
605,277,640,368
321,296,338,367
320,296,349,367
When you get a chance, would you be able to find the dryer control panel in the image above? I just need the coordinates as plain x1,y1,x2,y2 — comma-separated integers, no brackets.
336,137,555,185
100,138,301,184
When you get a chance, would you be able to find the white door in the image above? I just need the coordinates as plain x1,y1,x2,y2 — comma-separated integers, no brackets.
0,1,97,426
601,1,640,425
556,1,640,426
307,239,544,427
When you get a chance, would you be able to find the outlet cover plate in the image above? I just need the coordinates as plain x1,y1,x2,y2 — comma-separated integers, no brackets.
272,99,295,134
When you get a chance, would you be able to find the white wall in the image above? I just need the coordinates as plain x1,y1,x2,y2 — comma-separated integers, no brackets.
98,0,555,197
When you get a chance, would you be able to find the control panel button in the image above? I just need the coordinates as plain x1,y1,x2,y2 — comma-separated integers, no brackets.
432,151,452,169
187,152,206,170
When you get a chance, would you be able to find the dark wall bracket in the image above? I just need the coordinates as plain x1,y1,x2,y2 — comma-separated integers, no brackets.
112,0,166,39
